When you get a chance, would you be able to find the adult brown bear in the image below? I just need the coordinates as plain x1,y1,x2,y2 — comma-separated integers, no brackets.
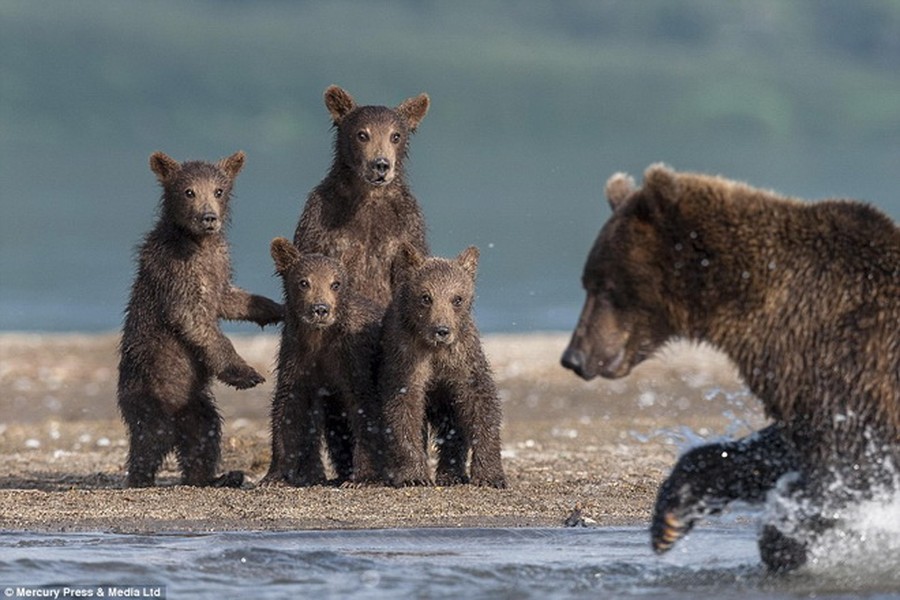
562,164,900,571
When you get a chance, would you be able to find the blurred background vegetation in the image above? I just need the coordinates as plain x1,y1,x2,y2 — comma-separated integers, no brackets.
2,0,899,332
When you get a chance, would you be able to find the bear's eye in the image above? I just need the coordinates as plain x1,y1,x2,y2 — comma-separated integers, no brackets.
299,279,310,290
331,281,341,291
185,189,195,199
420,293,432,307
357,131,370,142
451,295,464,308
214,188,224,198
390,132,401,144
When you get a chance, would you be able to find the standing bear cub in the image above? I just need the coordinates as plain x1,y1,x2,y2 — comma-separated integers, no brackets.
380,245,506,488
562,164,899,572
262,238,382,487
118,151,283,488
294,85,431,308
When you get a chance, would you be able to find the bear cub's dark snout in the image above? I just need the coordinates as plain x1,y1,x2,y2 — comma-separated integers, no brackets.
432,324,451,342
371,157,391,177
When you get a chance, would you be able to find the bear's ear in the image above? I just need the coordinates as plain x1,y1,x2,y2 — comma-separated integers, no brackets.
643,163,678,203
398,242,426,271
149,152,180,182
270,237,300,275
391,242,426,288
605,172,636,211
396,93,430,131
456,246,480,279
218,151,246,180
324,85,356,124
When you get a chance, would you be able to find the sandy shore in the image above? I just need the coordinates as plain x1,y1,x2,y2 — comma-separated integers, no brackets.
0,332,764,533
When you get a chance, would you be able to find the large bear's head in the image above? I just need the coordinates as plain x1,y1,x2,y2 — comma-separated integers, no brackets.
561,163,683,380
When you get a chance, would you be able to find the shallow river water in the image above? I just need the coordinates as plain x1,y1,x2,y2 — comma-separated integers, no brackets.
2,525,899,599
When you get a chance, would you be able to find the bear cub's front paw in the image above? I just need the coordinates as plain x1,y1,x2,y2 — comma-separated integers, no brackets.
218,363,265,389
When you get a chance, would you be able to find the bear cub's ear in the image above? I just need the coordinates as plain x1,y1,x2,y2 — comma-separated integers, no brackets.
396,93,430,131
398,242,426,271
149,152,180,182
271,237,301,275
391,242,426,289
324,85,357,125
605,172,636,211
218,151,246,180
643,163,678,203
456,246,480,279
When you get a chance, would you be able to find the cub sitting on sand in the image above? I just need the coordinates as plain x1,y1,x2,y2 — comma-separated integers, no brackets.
380,245,506,488
294,85,431,307
118,151,283,488
262,238,382,486
561,164,900,572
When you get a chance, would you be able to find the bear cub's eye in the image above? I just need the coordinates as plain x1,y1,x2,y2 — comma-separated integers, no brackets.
357,131,370,142
390,132,401,144
214,188,224,198
420,293,432,307
451,295,464,308
330,281,341,291
299,279,310,290
185,189,195,199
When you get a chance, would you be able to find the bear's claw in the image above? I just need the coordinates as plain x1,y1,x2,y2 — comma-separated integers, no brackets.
651,511,689,554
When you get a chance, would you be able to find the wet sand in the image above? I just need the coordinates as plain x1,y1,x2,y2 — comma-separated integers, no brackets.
0,332,764,533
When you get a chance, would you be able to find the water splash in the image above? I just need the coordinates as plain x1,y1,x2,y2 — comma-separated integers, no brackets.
632,380,900,581
629,386,761,450
805,492,900,578
758,438,900,582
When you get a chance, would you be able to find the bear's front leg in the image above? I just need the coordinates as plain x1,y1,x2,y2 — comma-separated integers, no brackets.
166,302,265,389
263,379,327,487
452,368,506,489
759,506,833,573
347,385,386,487
429,386,470,486
758,454,848,573
652,424,798,553
221,286,284,327
322,392,354,483
382,381,432,487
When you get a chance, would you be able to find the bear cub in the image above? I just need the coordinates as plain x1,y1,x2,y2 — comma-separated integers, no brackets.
294,85,431,308
118,151,283,488
262,238,383,486
380,245,506,488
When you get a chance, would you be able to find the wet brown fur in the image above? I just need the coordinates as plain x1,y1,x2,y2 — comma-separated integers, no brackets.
380,245,506,488
117,151,283,488
562,163,900,570
262,239,382,486
293,85,431,308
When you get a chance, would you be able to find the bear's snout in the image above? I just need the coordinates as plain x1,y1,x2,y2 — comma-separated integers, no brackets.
201,211,219,231
560,346,588,379
431,324,453,344
372,157,390,175
367,157,394,185
302,302,334,328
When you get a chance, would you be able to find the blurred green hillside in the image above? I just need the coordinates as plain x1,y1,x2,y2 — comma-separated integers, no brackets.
1,0,899,331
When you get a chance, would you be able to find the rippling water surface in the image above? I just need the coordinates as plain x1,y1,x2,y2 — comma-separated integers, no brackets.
2,526,899,599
